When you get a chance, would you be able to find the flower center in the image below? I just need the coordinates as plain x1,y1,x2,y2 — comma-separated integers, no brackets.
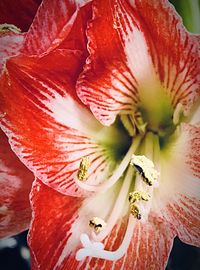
75,128,160,262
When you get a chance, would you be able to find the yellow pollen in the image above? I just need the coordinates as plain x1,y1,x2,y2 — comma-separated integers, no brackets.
89,217,107,233
130,204,141,220
0,23,21,34
130,155,159,186
77,157,90,181
128,191,150,204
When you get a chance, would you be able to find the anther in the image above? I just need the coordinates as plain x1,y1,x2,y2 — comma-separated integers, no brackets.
89,217,107,234
77,157,90,181
130,204,141,220
130,155,159,186
128,191,150,204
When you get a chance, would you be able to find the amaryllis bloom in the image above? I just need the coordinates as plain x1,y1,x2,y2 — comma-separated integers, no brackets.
0,0,200,269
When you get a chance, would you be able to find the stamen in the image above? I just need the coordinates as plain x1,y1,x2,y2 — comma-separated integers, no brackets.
89,217,107,234
74,136,142,193
76,215,136,262
77,157,90,181
130,154,159,186
130,133,160,221
128,191,150,204
128,191,150,220
130,204,141,219
92,166,134,242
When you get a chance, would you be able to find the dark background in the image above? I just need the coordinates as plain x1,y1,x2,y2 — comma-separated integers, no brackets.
0,231,200,269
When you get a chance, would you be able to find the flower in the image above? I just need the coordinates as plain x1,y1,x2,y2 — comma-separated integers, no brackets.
0,0,200,269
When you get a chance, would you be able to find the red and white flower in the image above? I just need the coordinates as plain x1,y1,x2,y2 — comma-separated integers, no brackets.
0,0,199,269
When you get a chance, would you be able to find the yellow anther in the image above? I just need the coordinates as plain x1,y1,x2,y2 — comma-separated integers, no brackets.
130,204,141,220
89,217,107,234
77,157,90,181
128,191,150,204
130,155,159,186
0,23,21,34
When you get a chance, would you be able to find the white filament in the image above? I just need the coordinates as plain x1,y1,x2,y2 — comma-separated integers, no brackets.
92,166,134,242
74,136,141,193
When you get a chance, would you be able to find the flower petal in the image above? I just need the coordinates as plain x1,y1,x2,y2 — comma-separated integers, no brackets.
29,179,175,269
0,51,115,196
154,123,200,246
77,0,199,125
22,0,92,56
28,179,118,269
0,32,25,75
123,214,174,270
165,195,200,247
0,129,33,238
83,214,175,270
0,0,41,32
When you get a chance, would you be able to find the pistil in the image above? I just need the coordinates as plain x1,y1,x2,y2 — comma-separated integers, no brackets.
76,215,137,262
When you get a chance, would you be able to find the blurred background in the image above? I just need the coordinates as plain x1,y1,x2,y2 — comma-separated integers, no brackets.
0,0,200,269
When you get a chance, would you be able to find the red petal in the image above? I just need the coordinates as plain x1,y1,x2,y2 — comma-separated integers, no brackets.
0,0,41,32
28,179,83,270
29,180,175,269
80,215,174,270
22,0,92,56
77,0,199,125
0,32,25,75
0,129,33,238
0,51,114,196
165,195,200,247
121,214,174,270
